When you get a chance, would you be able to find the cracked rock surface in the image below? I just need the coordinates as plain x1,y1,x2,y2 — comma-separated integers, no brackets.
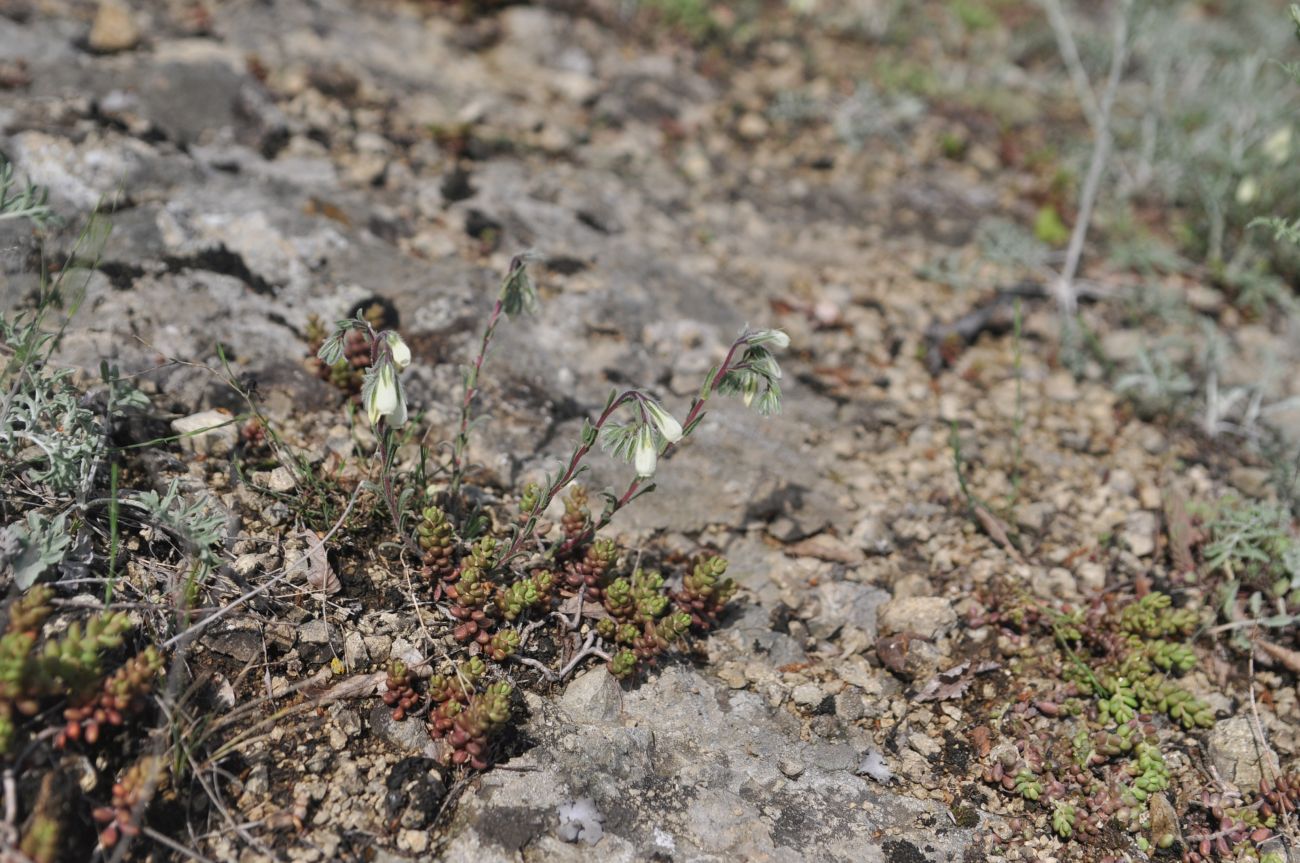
4,1,1300,862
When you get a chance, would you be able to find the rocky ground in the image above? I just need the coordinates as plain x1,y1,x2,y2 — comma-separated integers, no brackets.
3,0,1300,861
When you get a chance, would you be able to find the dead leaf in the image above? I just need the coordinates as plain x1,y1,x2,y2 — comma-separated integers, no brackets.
970,725,992,758
1148,793,1182,846
1256,640,1300,675
307,670,384,704
296,529,341,595
209,672,236,710
913,660,1001,703
1163,490,1200,577
972,505,1025,564
784,533,865,565
304,196,351,226
557,592,613,622
876,633,914,675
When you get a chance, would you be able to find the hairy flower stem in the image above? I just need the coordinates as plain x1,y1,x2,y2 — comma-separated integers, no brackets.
500,391,639,565
449,299,502,500
558,335,749,555
449,255,527,501
379,427,423,558
352,324,422,557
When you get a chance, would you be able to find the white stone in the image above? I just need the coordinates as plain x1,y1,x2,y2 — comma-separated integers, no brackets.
1121,510,1158,558
172,409,239,457
877,596,957,640
89,0,140,53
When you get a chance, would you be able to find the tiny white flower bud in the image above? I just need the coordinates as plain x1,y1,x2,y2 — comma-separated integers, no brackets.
634,424,658,477
386,332,412,370
644,400,683,443
751,329,790,350
742,376,759,408
1264,127,1292,165
1236,176,1259,206
756,351,783,380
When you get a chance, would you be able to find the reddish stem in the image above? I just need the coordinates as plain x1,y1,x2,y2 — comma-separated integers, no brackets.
499,391,637,564
557,335,749,555
449,297,505,498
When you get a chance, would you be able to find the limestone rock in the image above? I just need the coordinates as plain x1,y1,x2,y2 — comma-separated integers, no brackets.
88,0,140,53
1206,716,1280,790
877,596,957,640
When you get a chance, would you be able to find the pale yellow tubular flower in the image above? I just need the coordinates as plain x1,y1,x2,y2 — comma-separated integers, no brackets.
644,400,683,443
634,424,658,477
388,377,409,428
368,362,404,427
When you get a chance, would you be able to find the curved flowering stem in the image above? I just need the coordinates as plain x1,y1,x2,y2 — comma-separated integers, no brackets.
319,315,425,555
594,390,683,478
498,389,640,565
377,425,425,558
363,329,426,557
558,328,786,554
449,255,536,500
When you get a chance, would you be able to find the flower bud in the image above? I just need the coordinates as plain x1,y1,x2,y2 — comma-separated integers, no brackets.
750,329,790,350
1236,176,1259,206
755,350,782,380
386,332,412,369
1263,127,1292,165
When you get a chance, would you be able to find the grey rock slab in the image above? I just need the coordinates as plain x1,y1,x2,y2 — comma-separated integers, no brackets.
712,603,809,668
748,478,841,541
876,596,957,641
7,130,161,211
94,59,266,147
578,401,843,536
203,618,262,663
558,667,623,724
440,666,980,862
369,705,441,759
806,580,891,642
0,14,80,68
1206,715,1280,790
